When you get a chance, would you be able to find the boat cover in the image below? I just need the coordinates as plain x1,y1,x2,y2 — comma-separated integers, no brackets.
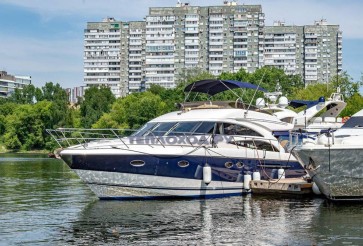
184,79,267,95
289,100,320,109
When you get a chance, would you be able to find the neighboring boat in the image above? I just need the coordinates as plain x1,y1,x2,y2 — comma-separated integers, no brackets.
291,109,363,201
290,89,346,133
47,79,305,200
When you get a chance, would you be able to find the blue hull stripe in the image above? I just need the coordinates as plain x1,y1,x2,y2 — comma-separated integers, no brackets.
63,154,304,182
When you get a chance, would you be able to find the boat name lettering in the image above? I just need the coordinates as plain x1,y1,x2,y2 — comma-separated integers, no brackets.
128,135,235,145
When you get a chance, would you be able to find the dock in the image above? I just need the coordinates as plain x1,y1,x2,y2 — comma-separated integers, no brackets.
250,178,313,195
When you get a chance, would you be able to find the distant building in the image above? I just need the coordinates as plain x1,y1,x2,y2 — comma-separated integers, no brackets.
83,1,343,97
84,17,128,98
144,2,264,89
303,19,342,85
66,86,87,104
0,71,31,98
264,19,342,86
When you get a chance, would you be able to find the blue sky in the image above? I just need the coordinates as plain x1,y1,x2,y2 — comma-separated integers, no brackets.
0,0,362,89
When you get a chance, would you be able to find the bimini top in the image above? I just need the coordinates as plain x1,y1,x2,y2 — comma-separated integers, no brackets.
184,79,267,96
289,97,325,109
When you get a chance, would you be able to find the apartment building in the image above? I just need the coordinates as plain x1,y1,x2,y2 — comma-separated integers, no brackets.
84,1,342,97
0,71,32,98
263,21,305,76
66,86,87,104
145,2,264,89
303,19,342,85
84,17,128,98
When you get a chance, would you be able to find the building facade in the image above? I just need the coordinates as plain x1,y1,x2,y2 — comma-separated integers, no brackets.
84,17,128,98
84,2,342,97
66,86,87,104
144,2,264,89
0,71,32,98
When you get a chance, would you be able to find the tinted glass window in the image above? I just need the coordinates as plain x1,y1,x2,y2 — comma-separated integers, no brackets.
233,140,278,152
223,123,262,137
193,122,215,134
148,122,177,136
168,122,201,135
342,116,363,128
132,123,157,136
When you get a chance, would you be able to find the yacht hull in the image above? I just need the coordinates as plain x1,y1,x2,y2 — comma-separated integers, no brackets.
74,170,244,199
293,147,363,201
61,147,304,200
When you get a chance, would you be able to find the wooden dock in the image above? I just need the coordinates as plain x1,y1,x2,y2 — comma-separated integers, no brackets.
250,178,313,195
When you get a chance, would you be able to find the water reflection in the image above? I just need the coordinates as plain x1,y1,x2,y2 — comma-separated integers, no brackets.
0,155,362,245
65,197,321,245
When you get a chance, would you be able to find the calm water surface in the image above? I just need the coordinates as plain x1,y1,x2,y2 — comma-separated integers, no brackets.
0,154,362,246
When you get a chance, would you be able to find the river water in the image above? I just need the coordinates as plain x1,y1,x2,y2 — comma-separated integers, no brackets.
0,154,362,246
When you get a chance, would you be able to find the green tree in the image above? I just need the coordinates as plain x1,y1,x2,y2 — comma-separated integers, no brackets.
290,83,334,101
9,84,37,104
331,71,360,98
3,101,53,150
80,86,115,128
93,91,168,130
341,93,363,117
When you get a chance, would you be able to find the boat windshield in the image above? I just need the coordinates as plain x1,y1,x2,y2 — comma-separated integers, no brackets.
132,121,263,137
131,123,157,136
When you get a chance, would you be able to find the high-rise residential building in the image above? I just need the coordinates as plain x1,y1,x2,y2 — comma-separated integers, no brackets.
263,21,305,77
303,19,342,85
0,71,31,98
84,17,128,98
83,1,342,97
263,19,342,86
128,21,146,93
66,86,87,104
144,2,264,89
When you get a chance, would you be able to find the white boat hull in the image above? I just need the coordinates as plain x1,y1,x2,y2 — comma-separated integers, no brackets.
74,169,244,199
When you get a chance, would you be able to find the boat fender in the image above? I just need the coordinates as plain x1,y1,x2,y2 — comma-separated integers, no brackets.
203,164,212,184
243,174,252,190
252,171,261,181
278,168,285,179
312,182,321,195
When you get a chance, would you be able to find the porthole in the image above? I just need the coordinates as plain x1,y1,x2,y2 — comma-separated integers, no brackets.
178,160,189,167
225,161,233,169
130,160,145,167
236,161,244,169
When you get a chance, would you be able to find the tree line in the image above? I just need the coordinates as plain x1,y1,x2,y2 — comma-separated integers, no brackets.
0,67,362,152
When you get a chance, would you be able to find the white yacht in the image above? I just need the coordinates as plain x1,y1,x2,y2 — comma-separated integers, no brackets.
48,80,306,200
291,109,363,201
290,90,346,133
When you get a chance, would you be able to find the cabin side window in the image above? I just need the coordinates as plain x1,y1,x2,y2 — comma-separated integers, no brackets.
193,122,215,135
223,123,263,137
232,140,279,152
168,122,201,136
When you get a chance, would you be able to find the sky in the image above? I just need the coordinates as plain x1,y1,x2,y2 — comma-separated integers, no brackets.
0,0,362,89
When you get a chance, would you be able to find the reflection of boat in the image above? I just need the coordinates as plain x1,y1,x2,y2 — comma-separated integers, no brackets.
292,109,363,201
48,80,305,200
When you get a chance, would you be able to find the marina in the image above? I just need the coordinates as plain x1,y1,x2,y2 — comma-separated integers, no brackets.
1,154,362,245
